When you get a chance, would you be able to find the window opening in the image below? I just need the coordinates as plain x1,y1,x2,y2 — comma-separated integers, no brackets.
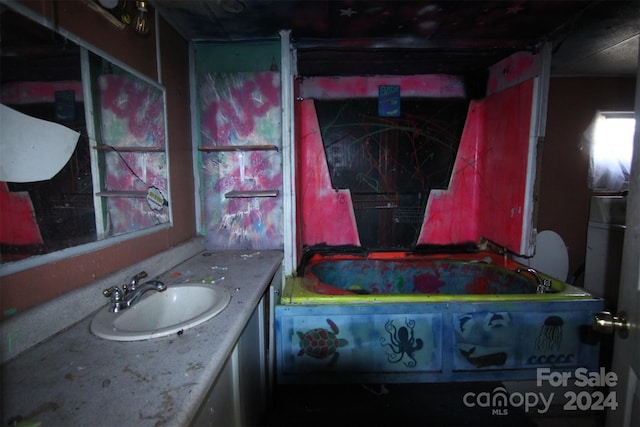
585,111,635,193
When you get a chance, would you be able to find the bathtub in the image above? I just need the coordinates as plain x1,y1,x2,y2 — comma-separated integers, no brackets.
275,251,603,384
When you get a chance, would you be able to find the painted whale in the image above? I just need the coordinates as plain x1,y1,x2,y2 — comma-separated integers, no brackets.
459,347,507,368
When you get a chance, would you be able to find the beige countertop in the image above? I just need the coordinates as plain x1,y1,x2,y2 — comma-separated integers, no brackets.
1,250,283,426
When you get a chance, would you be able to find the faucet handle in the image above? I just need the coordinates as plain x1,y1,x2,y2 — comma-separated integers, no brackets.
103,286,123,301
134,271,148,281
124,271,148,293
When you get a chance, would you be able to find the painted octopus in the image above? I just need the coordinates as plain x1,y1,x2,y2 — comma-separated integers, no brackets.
380,318,424,368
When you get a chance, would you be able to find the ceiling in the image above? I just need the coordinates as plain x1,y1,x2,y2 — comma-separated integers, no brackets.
0,7,81,83
152,0,640,77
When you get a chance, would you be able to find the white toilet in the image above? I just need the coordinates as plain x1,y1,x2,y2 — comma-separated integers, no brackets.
514,230,569,282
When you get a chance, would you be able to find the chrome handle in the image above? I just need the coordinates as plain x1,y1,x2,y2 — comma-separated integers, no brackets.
134,271,148,281
593,311,629,339
124,271,148,293
103,286,123,301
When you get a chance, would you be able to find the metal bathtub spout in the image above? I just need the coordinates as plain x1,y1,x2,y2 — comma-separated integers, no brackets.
516,267,553,294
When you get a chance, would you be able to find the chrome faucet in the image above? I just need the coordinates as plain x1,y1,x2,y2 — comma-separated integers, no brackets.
123,271,148,294
102,272,167,312
516,267,552,294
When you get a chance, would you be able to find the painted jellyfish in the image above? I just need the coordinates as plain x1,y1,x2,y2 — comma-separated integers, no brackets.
535,316,564,352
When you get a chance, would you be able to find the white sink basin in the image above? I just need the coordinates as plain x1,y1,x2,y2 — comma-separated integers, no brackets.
90,283,231,341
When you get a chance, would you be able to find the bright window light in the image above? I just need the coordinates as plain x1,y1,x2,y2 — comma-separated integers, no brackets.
586,111,635,192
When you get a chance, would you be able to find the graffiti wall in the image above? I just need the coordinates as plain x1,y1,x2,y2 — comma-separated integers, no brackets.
198,72,283,250
99,74,169,235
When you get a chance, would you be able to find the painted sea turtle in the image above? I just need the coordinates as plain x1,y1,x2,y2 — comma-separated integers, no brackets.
297,318,348,367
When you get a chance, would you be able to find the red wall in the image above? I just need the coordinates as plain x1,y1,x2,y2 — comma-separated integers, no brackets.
297,99,361,247
1,1,195,318
297,77,535,254
478,79,534,250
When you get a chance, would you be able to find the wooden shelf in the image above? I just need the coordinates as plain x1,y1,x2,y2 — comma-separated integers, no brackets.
96,191,147,198
199,145,278,153
93,145,165,153
225,190,279,198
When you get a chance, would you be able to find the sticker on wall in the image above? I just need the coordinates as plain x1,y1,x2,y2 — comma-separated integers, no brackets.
55,90,76,121
146,186,168,210
296,318,349,367
453,311,516,370
378,85,401,117
380,318,424,368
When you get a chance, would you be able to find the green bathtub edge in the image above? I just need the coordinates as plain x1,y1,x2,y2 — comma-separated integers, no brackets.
281,276,596,305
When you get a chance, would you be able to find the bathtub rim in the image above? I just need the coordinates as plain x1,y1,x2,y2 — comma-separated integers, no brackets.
285,251,594,305
281,276,597,305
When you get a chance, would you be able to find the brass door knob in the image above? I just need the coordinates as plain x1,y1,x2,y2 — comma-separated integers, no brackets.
593,311,629,339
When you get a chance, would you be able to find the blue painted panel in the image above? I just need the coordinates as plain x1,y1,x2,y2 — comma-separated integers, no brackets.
275,299,604,384
452,311,586,371
281,314,442,374
452,311,517,370
521,312,586,367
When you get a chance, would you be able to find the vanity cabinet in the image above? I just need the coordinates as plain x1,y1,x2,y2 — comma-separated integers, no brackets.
192,267,281,427
1,250,284,427
192,295,267,427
